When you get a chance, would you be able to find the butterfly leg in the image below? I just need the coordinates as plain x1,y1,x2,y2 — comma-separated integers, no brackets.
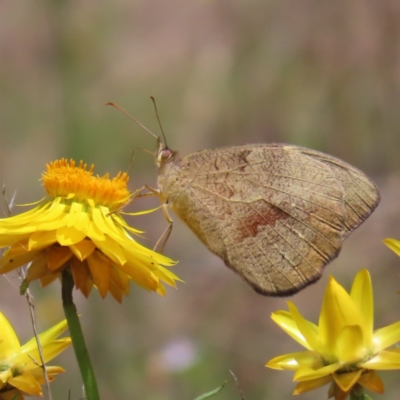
108,185,152,215
134,185,159,199
131,185,174,252
152,199,174,253
135,185,174,253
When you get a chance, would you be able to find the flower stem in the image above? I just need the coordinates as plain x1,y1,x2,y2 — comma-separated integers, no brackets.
350,385,372,400
62,269,100,400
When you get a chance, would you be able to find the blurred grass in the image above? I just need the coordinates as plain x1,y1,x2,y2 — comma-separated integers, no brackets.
1,0,400,399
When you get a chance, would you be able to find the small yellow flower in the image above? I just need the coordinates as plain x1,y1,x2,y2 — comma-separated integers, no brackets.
266,269,400,400
384,237,400,294
0,312,71,399
0,159,180,302
384,238,400,258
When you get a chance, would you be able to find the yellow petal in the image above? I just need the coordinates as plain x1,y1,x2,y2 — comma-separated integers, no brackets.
122,241,176,266
319,277,365,358
70,258,91,290
5,240,31,256
30,365,65,383
0,204,47,230
46,246,73,270
119,260,159,291
97,207,131,239
0,369,13,384
26,252,48,281
82,279,94,297
294,362,341,381
28,230,57,250
56,225,86,246
271,310,316,351
69,239,96,261
0,313,20,358
40,273,60,287
71,268,93,298
336,325,366,363
359,349,400,370
110,265,130,294
266,350,322,371
350,269,373,345
328,381,349,400
18,338,71,367
0,233,28,247
293,375,332,394
114,257,171,293
156,283,166,296
92,236,127,265
287,302,320,352
109,279,124,303
8,370,42,396
358,370,384,394
86,219,105,241
0,249,40,274
33,203,69,232
91,207,113,236
333,370,362,392
112,213,144,235
383,238,400,256
66,201,84,227
87,251,111,298
73,206,91,232
373,320,400,351
22,319,69,353
153,265,181,287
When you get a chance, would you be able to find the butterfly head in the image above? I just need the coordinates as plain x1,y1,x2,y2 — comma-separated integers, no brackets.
155,141,181,195
156,139,179,170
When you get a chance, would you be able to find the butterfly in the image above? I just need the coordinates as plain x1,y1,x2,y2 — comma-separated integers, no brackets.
108,102,380,296
155,142,380,296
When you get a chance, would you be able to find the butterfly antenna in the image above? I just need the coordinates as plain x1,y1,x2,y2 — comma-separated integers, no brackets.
149,96,168,148
106,102,160,143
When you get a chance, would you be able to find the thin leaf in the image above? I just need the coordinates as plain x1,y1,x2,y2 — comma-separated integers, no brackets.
193,381,227,400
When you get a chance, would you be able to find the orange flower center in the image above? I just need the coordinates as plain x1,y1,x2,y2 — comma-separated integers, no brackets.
42,159,131,210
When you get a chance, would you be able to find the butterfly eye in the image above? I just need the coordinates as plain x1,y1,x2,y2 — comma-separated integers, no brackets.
160,149,173,161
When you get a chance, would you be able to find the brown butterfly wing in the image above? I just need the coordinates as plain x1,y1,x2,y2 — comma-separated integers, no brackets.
160,144,380,296
296,147,380,238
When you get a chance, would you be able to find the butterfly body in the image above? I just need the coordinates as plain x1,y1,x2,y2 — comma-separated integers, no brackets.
156,143,380,296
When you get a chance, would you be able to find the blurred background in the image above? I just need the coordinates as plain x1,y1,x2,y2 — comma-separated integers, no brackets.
1,0,400,399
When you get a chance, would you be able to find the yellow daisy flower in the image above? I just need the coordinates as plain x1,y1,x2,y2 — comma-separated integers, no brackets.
266,269,400,400
384,238,400,258
0,312,71,399
0,159,179,302
384,237,400,294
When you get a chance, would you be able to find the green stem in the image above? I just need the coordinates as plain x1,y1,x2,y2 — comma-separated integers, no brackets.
62,269,100,400
350,384,372,400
